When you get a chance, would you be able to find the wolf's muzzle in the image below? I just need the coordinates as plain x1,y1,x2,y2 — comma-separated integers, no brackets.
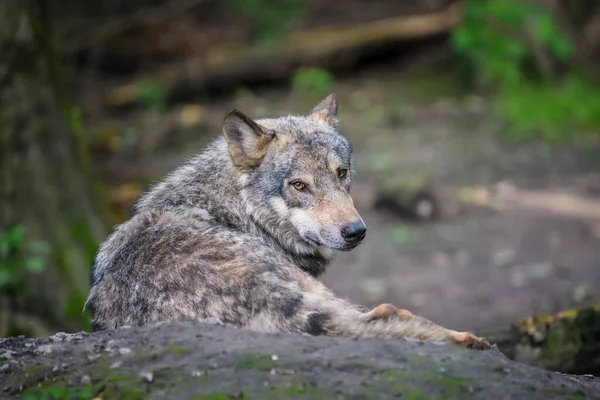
341,220,367,244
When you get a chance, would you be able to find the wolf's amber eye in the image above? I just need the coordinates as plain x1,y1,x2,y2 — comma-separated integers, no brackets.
338,169,348,179
292,181,306,191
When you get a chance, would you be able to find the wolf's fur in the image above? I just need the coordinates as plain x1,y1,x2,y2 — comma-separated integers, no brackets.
85,95,492,350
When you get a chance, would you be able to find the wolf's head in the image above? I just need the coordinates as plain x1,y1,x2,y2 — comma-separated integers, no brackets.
223,94,366,257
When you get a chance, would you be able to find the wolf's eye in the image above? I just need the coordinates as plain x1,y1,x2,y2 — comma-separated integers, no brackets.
338,169,348,179
292,181,306,191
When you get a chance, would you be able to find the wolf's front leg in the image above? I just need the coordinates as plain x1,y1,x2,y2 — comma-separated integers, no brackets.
356,303,492,350
243,279,492,350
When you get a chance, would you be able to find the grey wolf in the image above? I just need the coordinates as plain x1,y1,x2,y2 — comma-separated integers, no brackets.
84,94,492,350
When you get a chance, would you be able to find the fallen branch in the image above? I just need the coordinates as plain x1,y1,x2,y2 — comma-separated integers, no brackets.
105,3,463,107
55,0,211,53
458,181,600,221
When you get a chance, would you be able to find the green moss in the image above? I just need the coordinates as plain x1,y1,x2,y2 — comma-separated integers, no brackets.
23,364,55,381
21,371,149,400
100,374,146,400
165,344,191,356
273,387,309,396
192,394,232,400
403,388,427,400
23,365,48,374
425,376,473,391
541,324,581,365
266,385,337,399
20,381,93,400
514,306,600,373
367,369,475,399
235,353,276,371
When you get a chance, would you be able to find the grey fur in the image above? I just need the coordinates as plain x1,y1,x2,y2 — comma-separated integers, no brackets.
85,94,493,350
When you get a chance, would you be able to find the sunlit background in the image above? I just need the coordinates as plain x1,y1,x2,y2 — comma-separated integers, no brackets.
2,0,600,376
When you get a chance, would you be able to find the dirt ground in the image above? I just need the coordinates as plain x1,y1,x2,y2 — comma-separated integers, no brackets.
92,64,600,336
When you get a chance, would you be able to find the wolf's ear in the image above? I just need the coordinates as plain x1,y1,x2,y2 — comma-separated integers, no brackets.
308,93,339,127
223,109,274,171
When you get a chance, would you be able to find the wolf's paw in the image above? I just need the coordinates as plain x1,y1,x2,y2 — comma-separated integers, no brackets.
449,331,493,351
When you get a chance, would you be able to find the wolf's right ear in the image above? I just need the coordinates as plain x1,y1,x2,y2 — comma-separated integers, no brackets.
223,109,274,172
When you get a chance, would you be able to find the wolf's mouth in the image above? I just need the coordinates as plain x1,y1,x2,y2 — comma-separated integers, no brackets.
304,233,323,247
338,243,359,251
305,232,362,251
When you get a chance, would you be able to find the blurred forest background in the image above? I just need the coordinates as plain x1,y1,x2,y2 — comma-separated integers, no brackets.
2,0,600,375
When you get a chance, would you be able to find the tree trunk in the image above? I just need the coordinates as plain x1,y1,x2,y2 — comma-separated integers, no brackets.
0,0,110,337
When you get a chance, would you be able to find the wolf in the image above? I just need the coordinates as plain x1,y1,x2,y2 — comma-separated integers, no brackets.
84,94,492,350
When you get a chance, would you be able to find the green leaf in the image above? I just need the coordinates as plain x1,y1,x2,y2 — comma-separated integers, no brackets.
291,67,335,92
25,257,46,273
69,107,83,133
506,41,528,59
451,29,472,52
488,0,525,26
533,14,558,45
6,225,26,247
551,36,574,61
0,269,15,288
0,239,8,259
29,240,51,255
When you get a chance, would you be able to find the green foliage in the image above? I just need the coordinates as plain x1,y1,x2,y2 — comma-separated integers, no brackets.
291,67,336,110
0,225,50,290
68,106,83,134
452,0,600,142
291,67,335,93
23,385,93,400
452,0,574,87
136,79,167,114
494,75,600,142
225,0,304,45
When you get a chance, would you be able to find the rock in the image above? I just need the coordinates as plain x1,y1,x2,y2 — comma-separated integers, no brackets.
49,332,69,342
528,262,554,279
572,284,592,303
1,323,599,399
373,176,463,222
140,371,154,383
492,249,517,268
482,304,600,376
118,347,132,355
35,345,53,355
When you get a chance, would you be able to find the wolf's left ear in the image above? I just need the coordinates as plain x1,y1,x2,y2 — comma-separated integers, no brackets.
223,109,274,171
308,93,339,127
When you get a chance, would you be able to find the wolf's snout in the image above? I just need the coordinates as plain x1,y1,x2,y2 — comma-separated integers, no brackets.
341,220,367,244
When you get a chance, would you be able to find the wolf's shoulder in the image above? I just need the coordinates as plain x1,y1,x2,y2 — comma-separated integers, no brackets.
94,207,278,276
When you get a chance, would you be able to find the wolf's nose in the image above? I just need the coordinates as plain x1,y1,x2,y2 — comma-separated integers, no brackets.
341,221,367,243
